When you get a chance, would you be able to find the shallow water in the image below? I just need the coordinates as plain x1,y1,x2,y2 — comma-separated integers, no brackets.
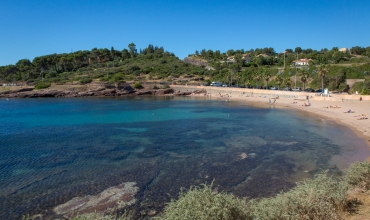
0,96,368,219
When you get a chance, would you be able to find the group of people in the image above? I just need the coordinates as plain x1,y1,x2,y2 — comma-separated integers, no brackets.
323,105,341,108
355,114,368,120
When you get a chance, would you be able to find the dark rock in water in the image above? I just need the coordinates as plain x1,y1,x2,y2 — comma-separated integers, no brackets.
53,182,138,218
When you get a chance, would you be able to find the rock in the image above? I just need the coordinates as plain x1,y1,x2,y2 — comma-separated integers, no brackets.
135,90,153,95
153,88,173,95
147,209,157,216
239,152,248,160
271,141,299,146
174,91,191,96
53,182,138,218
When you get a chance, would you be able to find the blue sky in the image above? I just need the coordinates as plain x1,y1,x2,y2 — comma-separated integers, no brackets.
1,0,369,66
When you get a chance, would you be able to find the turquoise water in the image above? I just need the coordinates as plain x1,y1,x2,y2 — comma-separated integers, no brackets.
0,96,368,219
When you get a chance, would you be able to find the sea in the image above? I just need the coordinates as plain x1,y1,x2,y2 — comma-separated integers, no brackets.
0,96,369,219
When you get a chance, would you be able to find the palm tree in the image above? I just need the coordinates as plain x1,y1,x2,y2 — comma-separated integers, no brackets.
262,69,272,89
245,79,252,88
284,76,292,89
254,71,261,88
275,74,284,90
298,68,309,90
318,64,328,91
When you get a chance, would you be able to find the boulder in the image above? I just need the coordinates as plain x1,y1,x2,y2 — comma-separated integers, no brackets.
54,182,138,218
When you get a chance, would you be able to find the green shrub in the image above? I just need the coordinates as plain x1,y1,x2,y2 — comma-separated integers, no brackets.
249,172,348,220
361,88,370,95
344,161,370,190
133,82,143,89
158,183,251,220
34,82,51,90
153,85,159,89
80,78,92,84
161,84,170,89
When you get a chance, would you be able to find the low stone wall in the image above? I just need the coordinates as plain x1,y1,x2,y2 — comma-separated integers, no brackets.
170,85,370,101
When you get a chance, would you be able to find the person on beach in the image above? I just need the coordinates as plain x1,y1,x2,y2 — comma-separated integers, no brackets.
357,115,368,120
344,110,354,113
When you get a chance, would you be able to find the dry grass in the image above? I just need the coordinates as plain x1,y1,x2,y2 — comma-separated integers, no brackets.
340,188,370,220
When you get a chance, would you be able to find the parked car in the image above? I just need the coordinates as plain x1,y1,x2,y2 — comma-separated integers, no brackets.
304,88,315,92
222,84,228,87
210,82,222,87
292,87,302,91
315,89,322,93
283,87,292,91
270,87,278,90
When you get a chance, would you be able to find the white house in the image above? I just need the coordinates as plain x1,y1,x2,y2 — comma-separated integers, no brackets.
293,59,311,66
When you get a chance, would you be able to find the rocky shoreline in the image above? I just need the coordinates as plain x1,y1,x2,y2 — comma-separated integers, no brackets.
0,86,193,98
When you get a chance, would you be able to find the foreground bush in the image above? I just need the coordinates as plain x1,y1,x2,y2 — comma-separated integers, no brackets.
34,82,51,90
80,77,93,84
345,160,370,190
133,82,143,89
249,172,349,220
158,183,250,220
159,172,350,220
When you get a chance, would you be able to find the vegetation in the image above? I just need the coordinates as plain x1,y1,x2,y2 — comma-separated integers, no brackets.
1,44,369,93
249,172,348,220
34,81,51,90
156,161,370,220
158,183,250,220
133,82,143,89
345,161,370,190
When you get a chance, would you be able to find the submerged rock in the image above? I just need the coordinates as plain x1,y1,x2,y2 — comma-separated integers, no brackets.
224,135,267,148
271,141,299,146
53,182,138,218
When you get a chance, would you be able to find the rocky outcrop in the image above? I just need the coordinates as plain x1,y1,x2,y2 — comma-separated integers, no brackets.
174,90,192,96
53,182,138,218
0,87,175,98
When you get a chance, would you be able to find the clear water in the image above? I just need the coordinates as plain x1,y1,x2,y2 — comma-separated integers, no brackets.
0,96,368,219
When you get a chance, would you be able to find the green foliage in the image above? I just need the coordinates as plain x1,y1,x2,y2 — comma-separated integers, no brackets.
249,172,348,220
161,84,170,89
80,78,92,84
158,183,250,220
133,82,143,89
160,170,355,220
361,88,370,95
34,81,51,90
344,161,370,190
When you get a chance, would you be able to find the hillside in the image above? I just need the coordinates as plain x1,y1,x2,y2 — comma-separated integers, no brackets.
0,44,369,94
